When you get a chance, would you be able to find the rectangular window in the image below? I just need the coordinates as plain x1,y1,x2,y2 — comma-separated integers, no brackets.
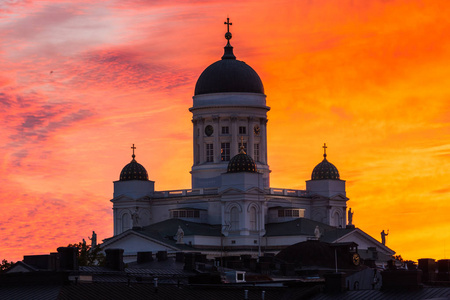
254,143,260,161
239,126,247,134
238,143,247,153
206,144,214,162
278,209,301,218
221,126,229,134
221,142,230,161
173,210,200,218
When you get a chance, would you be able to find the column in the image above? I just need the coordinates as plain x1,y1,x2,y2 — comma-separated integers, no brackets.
248,117,254,158
198,118,205,163
213,115,220,163
113,208,117,235
231,115,238,157
260,203,266,235
260,118,268,164
192,118,198,165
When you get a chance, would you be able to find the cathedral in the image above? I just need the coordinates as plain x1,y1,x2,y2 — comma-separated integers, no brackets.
102,21,394,263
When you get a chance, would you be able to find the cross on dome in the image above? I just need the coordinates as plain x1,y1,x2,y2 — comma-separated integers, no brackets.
224,17,232,42
224,17,232,34
239,136,246,154
131,144,136,159
322,143,327,158
221,17,237,60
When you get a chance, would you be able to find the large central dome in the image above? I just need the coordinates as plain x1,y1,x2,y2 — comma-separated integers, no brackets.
194,28,264,96
194,59,264,96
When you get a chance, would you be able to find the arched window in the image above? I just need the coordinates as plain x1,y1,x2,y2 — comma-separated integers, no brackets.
230,207,239,231
122,213,131,232
249,207,257,231
333,211,340,227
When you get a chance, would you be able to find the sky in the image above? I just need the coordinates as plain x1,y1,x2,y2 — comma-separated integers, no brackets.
0,0,449,263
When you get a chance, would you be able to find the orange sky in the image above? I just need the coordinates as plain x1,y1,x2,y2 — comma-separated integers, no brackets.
1,0,449,262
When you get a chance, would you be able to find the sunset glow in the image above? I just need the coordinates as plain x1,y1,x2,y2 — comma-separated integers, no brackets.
1,0,449,262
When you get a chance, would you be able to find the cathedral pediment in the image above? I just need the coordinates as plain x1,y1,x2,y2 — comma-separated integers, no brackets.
110,195,133,203
309,193,348,201
219,186,265,195
111,194,150,203
326,228,395,256
101,230,180,253
330,194,349,201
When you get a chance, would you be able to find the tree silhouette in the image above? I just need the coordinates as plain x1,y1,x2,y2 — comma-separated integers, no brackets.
0,259,14,272
67,241,105,267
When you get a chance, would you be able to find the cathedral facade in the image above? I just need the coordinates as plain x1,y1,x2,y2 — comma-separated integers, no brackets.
103,24,394,262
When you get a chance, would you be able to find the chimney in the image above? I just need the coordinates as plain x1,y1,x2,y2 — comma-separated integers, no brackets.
57,247,79,271
105,249,124,271
418,258,436,282
137,251,153,264
323,272,346,293
156,251,168,262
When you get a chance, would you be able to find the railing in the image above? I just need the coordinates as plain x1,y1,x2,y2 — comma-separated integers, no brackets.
265,188,308,197
152,187,308,198
152,187,219,198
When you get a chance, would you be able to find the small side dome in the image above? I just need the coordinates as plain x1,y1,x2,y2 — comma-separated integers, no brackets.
311,144,340,180
120,144,149,181
227,146,257,173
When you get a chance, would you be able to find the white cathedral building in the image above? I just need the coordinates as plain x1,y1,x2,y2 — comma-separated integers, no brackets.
102,23,395,263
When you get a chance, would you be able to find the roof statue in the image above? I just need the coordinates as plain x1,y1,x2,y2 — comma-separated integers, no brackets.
89,231,97,248
314,225,321,239
131,208,140,228
176,226,185,244
348,208,354,225
381,229,389,245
